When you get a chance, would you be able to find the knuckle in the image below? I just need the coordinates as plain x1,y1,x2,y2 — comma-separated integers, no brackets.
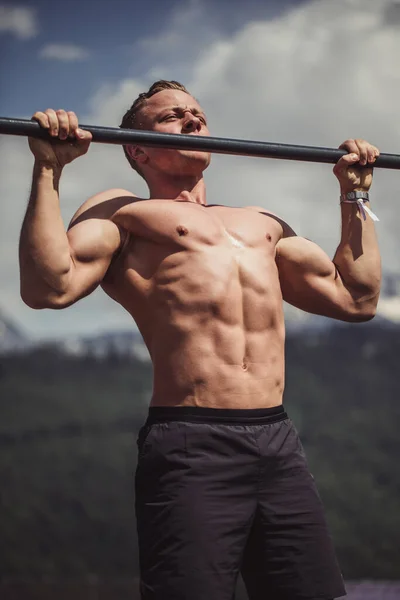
339,139,356,152
32,112,47,125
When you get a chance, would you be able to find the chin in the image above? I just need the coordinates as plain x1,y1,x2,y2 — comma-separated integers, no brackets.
156,151,211,177
181,150,211,169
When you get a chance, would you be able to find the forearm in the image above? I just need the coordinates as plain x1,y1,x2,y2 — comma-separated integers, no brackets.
333,201,381,306
19,162,73,301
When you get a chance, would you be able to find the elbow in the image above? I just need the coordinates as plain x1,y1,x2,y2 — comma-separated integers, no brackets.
21,295,46,310
347,294,379,323
359,301,378,322
20,286,46,310
19,269,75,309
349,309,376,323
20,287,71,310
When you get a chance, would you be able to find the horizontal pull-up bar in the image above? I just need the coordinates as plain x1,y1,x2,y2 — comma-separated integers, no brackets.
1,116,399,169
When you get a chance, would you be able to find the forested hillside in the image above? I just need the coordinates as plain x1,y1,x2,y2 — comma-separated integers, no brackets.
1,322,399,587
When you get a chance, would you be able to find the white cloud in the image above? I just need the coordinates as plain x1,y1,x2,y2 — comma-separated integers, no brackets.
88,79,145,127
133,0,222,82
39,44,90,62
0,4,38,39
2,0,400,338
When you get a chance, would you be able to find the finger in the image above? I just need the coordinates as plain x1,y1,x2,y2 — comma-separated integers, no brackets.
75,128,93,143
358,141,380,165
372,145,380,161
67,111,79,138
335,152,360,167
44,109,59,137
354,139,368,166
31,111,50,129
367,145,378,164
56,109,70,140
333,152,360,176
73,133,92,158
339,139,360,156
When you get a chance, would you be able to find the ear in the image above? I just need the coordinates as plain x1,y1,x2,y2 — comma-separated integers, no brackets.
126,145,148,165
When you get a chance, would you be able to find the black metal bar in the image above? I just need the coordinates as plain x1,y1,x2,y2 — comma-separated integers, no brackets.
1,116,399,169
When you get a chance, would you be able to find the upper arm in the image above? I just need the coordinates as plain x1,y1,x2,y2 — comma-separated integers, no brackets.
276,236,358,321
51,188,135,308
248,206,369,321
60,219,122,307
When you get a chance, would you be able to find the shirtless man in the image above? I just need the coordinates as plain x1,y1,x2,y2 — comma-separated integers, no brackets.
19,80,381,600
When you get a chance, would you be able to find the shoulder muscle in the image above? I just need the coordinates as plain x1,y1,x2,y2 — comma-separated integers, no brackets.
66,188,136,264
69,188,137,228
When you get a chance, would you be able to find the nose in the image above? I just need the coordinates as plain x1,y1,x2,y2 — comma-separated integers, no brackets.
182,114,201,134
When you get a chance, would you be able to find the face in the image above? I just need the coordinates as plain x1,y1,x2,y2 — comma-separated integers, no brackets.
130,89,212,177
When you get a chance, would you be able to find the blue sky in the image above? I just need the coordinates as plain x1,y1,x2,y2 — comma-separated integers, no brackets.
0,0,306,118
1,0,400,340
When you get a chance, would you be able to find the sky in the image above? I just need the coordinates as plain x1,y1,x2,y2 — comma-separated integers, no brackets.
1,0,400,340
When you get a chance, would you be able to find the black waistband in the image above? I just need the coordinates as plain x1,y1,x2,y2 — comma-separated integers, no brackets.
146,405,287,425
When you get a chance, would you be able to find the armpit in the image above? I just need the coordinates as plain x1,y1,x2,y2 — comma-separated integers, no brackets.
246,206,296,239
111,225,130,264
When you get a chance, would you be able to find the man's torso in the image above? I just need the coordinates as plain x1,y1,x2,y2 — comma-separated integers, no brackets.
101,198,286,409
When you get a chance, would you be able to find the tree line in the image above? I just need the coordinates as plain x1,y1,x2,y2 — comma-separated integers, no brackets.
0,321,399,591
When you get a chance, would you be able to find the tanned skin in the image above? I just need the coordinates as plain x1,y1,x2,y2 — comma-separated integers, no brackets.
19,90,381,409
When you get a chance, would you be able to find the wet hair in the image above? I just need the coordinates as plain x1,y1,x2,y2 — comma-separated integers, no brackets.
120,80,191,177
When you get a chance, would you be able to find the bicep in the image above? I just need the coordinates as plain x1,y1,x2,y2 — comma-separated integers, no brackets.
276,237,354,320
51,218,122,308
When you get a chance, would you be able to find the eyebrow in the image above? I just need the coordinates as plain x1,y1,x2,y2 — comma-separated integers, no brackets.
158,106,208,120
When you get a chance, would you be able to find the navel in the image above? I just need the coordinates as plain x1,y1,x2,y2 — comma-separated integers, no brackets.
266,233,272,242
242,360,248,372
177,225,189,236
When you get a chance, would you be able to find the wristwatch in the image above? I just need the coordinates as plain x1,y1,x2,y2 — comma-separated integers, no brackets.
344,191,369,201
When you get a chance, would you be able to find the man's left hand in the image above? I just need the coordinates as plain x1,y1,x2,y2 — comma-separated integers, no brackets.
333,139,380,195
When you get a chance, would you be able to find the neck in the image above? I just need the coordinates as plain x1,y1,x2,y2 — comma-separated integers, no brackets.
147,173,207,205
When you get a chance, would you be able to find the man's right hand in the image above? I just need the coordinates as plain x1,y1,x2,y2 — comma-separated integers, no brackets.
29,109,92,169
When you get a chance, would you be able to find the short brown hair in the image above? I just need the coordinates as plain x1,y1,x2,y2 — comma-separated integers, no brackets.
120,80,190,177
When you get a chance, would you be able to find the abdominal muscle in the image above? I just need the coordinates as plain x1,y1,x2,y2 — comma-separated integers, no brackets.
104,202,287,410
149,326,286,409
106,240,286,410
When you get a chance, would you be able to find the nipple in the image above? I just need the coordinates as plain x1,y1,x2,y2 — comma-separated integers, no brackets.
177,225,189,236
